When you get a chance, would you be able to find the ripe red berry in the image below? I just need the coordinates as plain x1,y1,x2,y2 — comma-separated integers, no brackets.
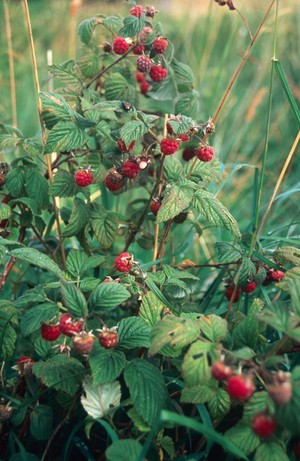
133,45,145,55
182,148,196,161
252,413,277,438
268,269,285,282
225,285,241,303
74,169,93,187
140,80,151,94
105,169,125,191
41,323,61,341
98,330,119,349
135,71,146,83
227,374,255,401
117,138,135,152
59,313,83,337
114,252,134,273
178,134,189,142
196,146,214,162
242,281,257,293
137,55,152,73
73,332,95,355
160,138,180,155
16,356,35,375
152,36,168,54
130,5,143,17
150,199,161,216
121,161,140,179
211,360,233,381
112,36,129,55
149,65,168,82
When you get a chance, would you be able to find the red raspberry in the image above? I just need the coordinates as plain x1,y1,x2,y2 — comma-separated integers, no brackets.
150,199,161,216
227,374,255,401
182,148,196,161
133,45,145,55
114,252,134,273
196,146,214,162
105,169,125,191
130,5,143,17
268,269,285,282
59,313,83,337
74,169,93,187
225,285,241,303
242,281,257,293
117,138,135,152
160,138,180,155
136,55,152,73
138,26,153,44
140,80,151,94
149,65,168,82
152,36,168,54
121,161,140,179
211,361,233,381
41,323,61,341
136,71,146,83
178,134,189,142
252,413,277,438
112,36,129,55
98,330,119,349
16,356,35,376
73,332,95,355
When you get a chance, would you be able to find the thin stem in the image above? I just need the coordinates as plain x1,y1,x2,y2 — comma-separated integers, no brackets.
3,0,17,127
235,7,253,41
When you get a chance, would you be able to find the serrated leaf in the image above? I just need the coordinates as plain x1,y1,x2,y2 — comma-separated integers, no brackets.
175,91,199,116
13,288,46,308
274,245,300,266
25,168,49,209
139,291,164,326
182,340,215,386
60,280,88,317
181,384,214,404
0,133,21,148
106,439,143,461
159,435,175,459
33,355,85,395
119,119,148,147
225,424,260,455
50,169,80,197
232,316,259,349
254,443,289,461
0,203,11,220
91,214,118,248
237,257,257,285
30,405,53,440
5,167,25,197
78,18,99,45
40,92,73,129
163,156,183,182
0,304,18,359
44,120,88,154
157,183,194,223
89,282,131,312
49,60,83,88
192,189,241,238
185,157,222,184
208,388,230,420
10,197,39,217
242,392,274,424
228,347,256,360
171,58,195,86
81,377,121,419
21,138,43,156
149,315,200,356
20,303,59,336
62,198,91,237
9,247,64,278
102,16,123,34
255,303,291,334
89,342,125,384
127,407,151,433
119,15,147,37
104,73,137,106
124,358,169,427
66,249,87,277
216,241,242,263
118,317,150,349
199,315,228,342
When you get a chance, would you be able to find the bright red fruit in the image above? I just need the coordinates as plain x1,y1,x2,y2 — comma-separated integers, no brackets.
73,332,95,355
182,148,196,161
225,285,241,303
105,169,125,191
16,356,35,375
41,323,61,341
152,36,168,54
242,281,257,293
149,65,168,82
133,45,145,55
196,146,214,162
98,330,119,349
252,413,277,438
59,313,83,337
74,169,93,187
112,36,129,55
140,80,151,94
150,199,161,216
268,269,285,282
114,252,134,273
227,374,255,401
136,55,152,72
130,5,143,17
160,138,180,155
117,138,135,152
135,71,146,83
211,361,233,381
121,161,140,179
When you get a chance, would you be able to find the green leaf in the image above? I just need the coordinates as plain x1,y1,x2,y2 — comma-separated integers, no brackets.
199,315,228,342
274,245,300,266
163,156,183,182
255,303,291,334
119,119,149,147
32,355,85,395
44,120,88,154
171,58,195,86
144,277,175,312
40,92,73,129
216,241,242,263
62,198,91,237
104,73,137,106
225,424,260,455
5,166,25,197
182,340,215,386
0,133,21,148
102,16,123,34
119,15,147,37
9,247,64,279
232,316,259,349
184,157,222,184
273,60,300,129
167,114,197,135
30,405,53,440
127,407,151,433
89,282,131,312
81,377,121,419
50,169,80,197
157,183,194,223
242,392,274,424
192,189,241,238
60,280,88,317
149,315,200,356
13,288,46,308
254,442,290,461
159,435,175,460
78,18,99,45
180,385,214,404
208,388,230,420
228,347,256,360
21,138,43,156
91,214,118,248
89,342,125,384
139,291,164,326
49,60,83,88
238,257,257,285
118,317,150,349
106,440,143,461
20,303,59,336
10,197,39,217
0,303,18,359
124,358,169,427
0,203,11,220
25,168,49,209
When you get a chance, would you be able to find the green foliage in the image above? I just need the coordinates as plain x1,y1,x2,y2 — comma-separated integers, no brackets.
89,342,125,384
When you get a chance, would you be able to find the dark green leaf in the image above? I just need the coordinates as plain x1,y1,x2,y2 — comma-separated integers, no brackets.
225,424,260,455
44,121,88,154
40,92,73,129
106,439,143,461
139,291,164,326
91,214,118,248
30,405,53,440
119,119,149,147
89,282,131,312
182,340,215,385
119,15,147,37
89,342,125,384
171,58,195,86
0,304,18,359
5,167,25,197
20,303,59,336
184,157,222,184
181,385,214,404
60,281,88,317
50,169,80,197
208,388,230,420
9,247,64,278
78,18,99,45
25,168,49,209
118,317,150,349
157,183,194,223
254,442,289,461
104,73,137,106
0,203,11,220
62,198,91,237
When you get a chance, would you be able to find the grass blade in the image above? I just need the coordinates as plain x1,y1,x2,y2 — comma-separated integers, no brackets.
273,59,300,129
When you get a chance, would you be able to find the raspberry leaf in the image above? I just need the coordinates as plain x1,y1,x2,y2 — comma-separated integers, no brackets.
119,119,149,147
91,212,119,249
30,405,53,441
81,377,121,419
254,443,289,461
44,120,88,154
156,183,194,223
104,73,137,106
119,15,147,37
0,203,11,220
106,440,143,461
89,343,125,385
208,388,231,420
61,198,91,238
49,169,80,197
182,340,217,386
78,17,99,46
25,168,49,209
60,281,88,317
180,384,214,404
89,282,131,312
0,302,18,359
139,291,164,326
118,317,151,349
199,315,228,342
20,303,59,336
184,157,222,184
224,424,260,456
9,247,64,279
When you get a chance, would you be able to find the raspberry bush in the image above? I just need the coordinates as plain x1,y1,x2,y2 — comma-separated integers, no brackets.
0,1,299,460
